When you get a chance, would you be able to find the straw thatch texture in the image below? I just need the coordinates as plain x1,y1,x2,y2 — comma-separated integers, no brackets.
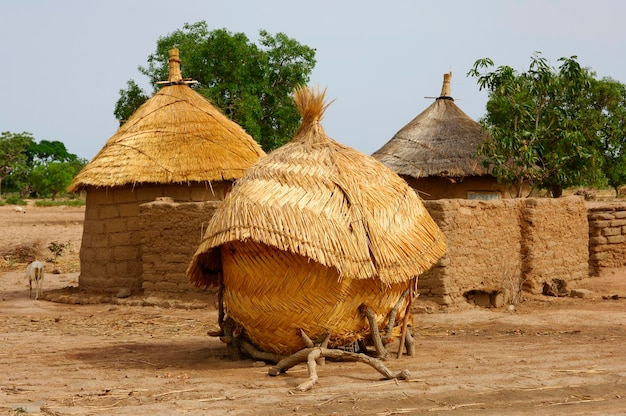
221,240,411,353
187,86,446,354
189,89,445,287
68,84,265,192
372,75,489,180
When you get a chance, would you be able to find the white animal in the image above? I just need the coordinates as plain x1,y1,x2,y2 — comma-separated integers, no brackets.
14,206,25,213
26,261,44,300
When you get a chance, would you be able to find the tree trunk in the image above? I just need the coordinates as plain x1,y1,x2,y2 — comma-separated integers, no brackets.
550,185,563,198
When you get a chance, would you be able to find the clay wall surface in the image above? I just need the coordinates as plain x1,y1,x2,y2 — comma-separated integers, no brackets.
421,196,589,306
520,198,589,293
421,198,523,306
587,202,626,274
405,176,512,200
79,183,229,295
78,183,610,307
139,199,220,295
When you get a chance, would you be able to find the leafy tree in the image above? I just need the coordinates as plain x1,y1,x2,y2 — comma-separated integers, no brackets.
0,131,34,196
30,140,73,164
591,77,626,194
29,161,76,200
468,53,610,197
67,156,89,177
114,80,150,126
3,161,33,198
116,22,316,152
0,131,87,198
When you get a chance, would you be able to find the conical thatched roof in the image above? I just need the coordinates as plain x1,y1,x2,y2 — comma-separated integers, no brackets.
188,86,446,287
68,48,265,192
372,72,488,179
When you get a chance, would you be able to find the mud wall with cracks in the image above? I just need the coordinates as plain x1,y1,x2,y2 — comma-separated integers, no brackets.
421,196,589,306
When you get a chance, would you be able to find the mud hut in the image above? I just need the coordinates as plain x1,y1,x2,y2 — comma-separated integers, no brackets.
188,86,446,362
68,48,265,295
372,72,511,200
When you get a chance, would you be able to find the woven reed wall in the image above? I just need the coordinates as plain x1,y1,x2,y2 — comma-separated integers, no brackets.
139,199,220,295
78,183,230,295
421,196,589,305
587,202,626,275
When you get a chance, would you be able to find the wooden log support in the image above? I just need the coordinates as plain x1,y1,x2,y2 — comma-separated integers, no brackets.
360,304,388,358
240,340,285,363
299,329,315,347
299,329,329,366
404,328,415,357
217,273,225,329
382,288,410,345
268,348,311,376
268,347,411,392
220,317,242,361
397,281,417,358
317,332,330,366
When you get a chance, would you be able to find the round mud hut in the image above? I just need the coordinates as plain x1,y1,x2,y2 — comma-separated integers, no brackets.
188,86,446,357
372,72,512,200
68,48,265,295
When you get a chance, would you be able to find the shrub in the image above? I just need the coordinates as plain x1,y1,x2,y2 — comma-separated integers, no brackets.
35,198,86,207
5,195,26,205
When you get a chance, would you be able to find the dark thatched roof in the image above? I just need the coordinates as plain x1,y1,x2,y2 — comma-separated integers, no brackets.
372,72,489,179
68,48,265,192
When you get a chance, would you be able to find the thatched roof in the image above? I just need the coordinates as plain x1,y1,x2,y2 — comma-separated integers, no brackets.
188,86,446,287
372,72,489,179
68,48,265,192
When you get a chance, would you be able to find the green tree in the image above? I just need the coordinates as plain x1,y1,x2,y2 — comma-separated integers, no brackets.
30,140,73,163
591,77,626,194
114,80,149,126
29,161,76,200
0,131,87,198
116,22,316,152
468,53,606,197
0,131,34,196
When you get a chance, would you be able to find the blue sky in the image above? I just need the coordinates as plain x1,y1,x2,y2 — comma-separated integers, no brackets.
2,0,625,161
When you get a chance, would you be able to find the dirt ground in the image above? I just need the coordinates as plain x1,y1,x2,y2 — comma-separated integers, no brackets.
1,202,625,415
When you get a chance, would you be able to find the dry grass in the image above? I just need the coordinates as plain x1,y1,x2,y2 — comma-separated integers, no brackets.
0,240,44,265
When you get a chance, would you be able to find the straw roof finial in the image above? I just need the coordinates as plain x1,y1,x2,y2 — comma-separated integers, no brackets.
168,48,183,83
440,72,452,99
155,48,197,86
293,85,334,133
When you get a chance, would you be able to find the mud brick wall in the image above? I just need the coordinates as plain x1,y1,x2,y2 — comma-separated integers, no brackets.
587,202,626,275
421,196,589,306
139,199,221,295
79,183,229,295
421,198,523,306
520,198,589,292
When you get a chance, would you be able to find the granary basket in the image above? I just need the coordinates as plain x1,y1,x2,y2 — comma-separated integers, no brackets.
188,86,446,358
221,240,411,354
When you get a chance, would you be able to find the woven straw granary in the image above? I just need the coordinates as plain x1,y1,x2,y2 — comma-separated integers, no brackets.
68,48,265,295
372,72,512,199
188,86,446,355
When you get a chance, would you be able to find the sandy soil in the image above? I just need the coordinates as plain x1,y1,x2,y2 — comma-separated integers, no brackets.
1,203,626,415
